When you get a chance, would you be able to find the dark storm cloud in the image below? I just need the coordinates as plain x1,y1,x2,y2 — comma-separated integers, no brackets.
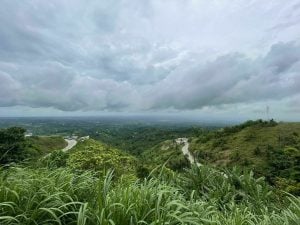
0,0,299,118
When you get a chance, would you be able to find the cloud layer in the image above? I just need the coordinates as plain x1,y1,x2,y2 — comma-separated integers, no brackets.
0,0,300,119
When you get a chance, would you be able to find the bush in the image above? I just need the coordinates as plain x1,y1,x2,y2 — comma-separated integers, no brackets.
39,150,69,168
254,146,261,155
67,140,137,177
0,127,27,164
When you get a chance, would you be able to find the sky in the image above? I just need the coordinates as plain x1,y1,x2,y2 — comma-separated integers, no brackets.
0,0,300,121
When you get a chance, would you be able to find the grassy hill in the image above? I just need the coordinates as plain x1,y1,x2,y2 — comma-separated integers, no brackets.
140,120,300,194
189,120,300,194
0,126,67,164
26,136,67,155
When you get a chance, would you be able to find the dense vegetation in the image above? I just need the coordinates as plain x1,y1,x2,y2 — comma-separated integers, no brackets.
0,127,28,164
0,166,299,225
190,120,300,194
0,117,213,156
141,140,190,172
67,139,137,177
0,119,300,224
26,136,67,155
0,127,66,165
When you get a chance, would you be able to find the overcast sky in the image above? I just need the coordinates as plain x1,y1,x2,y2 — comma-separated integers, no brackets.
0,0,300,121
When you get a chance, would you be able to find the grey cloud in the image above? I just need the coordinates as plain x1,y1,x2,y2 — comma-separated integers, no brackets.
149,42,300,110
286,94,300,113
263,42,300,73
0,0,299,118
0,71,21,106
67,77,138,111
1,40,300,112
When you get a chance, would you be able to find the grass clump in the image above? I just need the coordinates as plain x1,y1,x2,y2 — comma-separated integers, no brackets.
0,167,97,224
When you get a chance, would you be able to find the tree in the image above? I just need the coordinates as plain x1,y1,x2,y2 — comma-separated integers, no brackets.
0,127,26,164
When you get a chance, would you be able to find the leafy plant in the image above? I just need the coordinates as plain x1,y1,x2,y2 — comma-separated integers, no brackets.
0,166,299,225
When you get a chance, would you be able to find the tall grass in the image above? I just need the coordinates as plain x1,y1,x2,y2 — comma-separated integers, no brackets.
0,166,299,224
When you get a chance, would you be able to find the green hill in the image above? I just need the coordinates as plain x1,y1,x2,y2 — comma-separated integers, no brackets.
27,136,67,155
0,126,67,164
190,120,300,194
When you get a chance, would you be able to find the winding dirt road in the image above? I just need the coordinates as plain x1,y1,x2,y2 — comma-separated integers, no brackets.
62,139,77,152
176,138,201,166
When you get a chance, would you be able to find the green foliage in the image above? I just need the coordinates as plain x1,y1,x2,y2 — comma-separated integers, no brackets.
180,166,278,212
0,166,299,225
92,125,201,156
136,164,150,179
230,150,241,161
223,119,278,135
1,120,300,224
0,167,97,224
253,146,261,155
267,146,300,193
190,121,300,193
26,136,67,155
212,138,227,148
0,127,27,164
275,178,300,196
67,139,137,177
141,140,190,172
39,150,69,169
0,127,67,166
0,117,205,156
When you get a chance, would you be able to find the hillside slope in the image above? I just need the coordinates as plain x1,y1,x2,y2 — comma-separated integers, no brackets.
141,139,190,171
190,120,300,194
27,136,67,155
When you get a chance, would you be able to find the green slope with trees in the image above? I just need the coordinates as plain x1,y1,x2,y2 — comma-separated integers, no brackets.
26,135,67,155
190,120,300,194
0,127,66,164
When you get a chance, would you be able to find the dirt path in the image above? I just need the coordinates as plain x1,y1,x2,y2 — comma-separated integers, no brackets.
62,139,77,152
176,138,201,166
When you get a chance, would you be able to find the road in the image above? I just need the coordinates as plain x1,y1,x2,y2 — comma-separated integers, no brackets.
176,138,201,166
62,139,77,152
176,138,229,177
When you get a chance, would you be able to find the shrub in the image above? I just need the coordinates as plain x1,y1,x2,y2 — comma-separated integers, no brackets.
254,146,261,155
39,150,69,169
0,127,27,164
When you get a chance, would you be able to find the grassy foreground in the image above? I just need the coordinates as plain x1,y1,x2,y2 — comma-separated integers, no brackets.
0,165,299,225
